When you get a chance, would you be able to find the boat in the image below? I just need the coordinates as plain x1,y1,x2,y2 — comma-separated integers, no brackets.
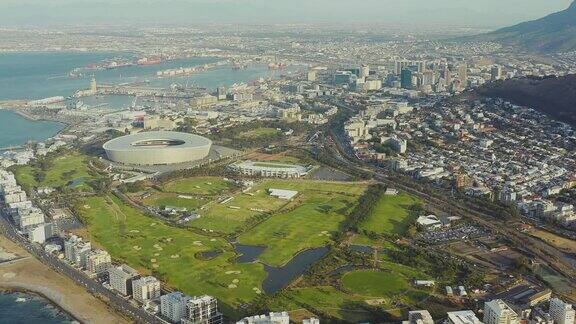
15,297,27,303
137,57,162,66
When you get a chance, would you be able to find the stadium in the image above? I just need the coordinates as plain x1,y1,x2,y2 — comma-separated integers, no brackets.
103,131,212,166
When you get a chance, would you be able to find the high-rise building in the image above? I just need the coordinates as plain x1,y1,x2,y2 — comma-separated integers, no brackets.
458,63,468,87
483,299,520,324
421,71,435,87
161,292,191,323
64,235,92,268
184,295,223,324
405,310,434,324
307,69,317,82
90,77,97,93
132,276,162,303
236,312,290,324
395,59,410,75
333,71,356,85
108,264,139,296
86,250,111,276
549,298,575,324
401,69,414,89
491,66,502,81
216,87,227,100
446,310,482,324
360,64,370,79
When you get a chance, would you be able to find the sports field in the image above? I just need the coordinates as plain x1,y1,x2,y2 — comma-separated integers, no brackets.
77,195,266,309
359,193,420,235
13,152,96,190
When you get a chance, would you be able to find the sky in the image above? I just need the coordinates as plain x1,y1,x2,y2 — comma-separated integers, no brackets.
0,0,573,28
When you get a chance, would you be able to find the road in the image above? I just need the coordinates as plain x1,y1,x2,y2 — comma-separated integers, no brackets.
0,211,163,324
321,100,576,290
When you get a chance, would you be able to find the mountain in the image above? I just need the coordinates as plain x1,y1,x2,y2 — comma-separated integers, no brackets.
473,74,576,126
474,1,576,53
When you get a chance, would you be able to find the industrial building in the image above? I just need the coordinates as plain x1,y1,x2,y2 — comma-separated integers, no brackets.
103,131,212,166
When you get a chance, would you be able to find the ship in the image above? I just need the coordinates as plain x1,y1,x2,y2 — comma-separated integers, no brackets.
137,56,162,66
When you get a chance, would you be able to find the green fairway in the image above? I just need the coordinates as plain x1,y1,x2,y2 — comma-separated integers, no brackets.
237,127,281,139
359,193,419,235
192,180,365,235
342,270,409,297
192,182,291,234
237,180,366,266
13,152,96,190
143,192,206,211
162,176,235,195
269,286,373,322
77,195,266,309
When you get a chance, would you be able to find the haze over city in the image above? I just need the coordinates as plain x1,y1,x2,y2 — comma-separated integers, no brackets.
0,0,573,27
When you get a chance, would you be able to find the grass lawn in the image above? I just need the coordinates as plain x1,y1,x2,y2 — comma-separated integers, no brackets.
237,180,366,266
192,182,291,234
342,270,409,297
77,195,266,312
359,193,419,235
162,176,235,195
142,192,206,211
13,152,96,190
269,286,373,323
237,127,281,139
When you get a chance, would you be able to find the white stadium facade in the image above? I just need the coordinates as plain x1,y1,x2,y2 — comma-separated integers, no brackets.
103,131,212,166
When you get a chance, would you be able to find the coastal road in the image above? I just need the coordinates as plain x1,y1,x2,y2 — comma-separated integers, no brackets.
0,212,163,324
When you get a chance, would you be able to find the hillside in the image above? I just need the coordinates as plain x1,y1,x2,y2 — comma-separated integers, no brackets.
473,1,576,53
474,74,576,125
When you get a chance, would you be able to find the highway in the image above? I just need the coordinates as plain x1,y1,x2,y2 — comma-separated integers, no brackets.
0,211,163,324
321,100,576,292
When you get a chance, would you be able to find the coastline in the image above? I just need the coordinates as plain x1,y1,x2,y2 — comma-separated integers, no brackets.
0,108,71,151
0,287,78,322
0,235,129,324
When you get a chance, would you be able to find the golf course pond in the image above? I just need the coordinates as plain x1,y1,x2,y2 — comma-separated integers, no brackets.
233,244,330,294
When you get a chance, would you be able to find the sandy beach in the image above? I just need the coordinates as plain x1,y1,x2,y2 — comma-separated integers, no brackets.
0,235,129,324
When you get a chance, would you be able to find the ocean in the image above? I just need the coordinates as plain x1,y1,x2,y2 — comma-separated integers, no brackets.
0,51,301,148
0,110,65,149
0,52,293,100
0,292,74,324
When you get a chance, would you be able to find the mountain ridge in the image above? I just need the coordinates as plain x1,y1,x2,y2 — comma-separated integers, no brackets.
470,1,576,53
471,74,576,126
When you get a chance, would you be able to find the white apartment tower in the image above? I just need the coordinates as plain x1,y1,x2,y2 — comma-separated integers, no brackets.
483,299,520,324
184,295,223,324
161,292,190,323
108,264,139,296
132,276,161,303
550,298,575,324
